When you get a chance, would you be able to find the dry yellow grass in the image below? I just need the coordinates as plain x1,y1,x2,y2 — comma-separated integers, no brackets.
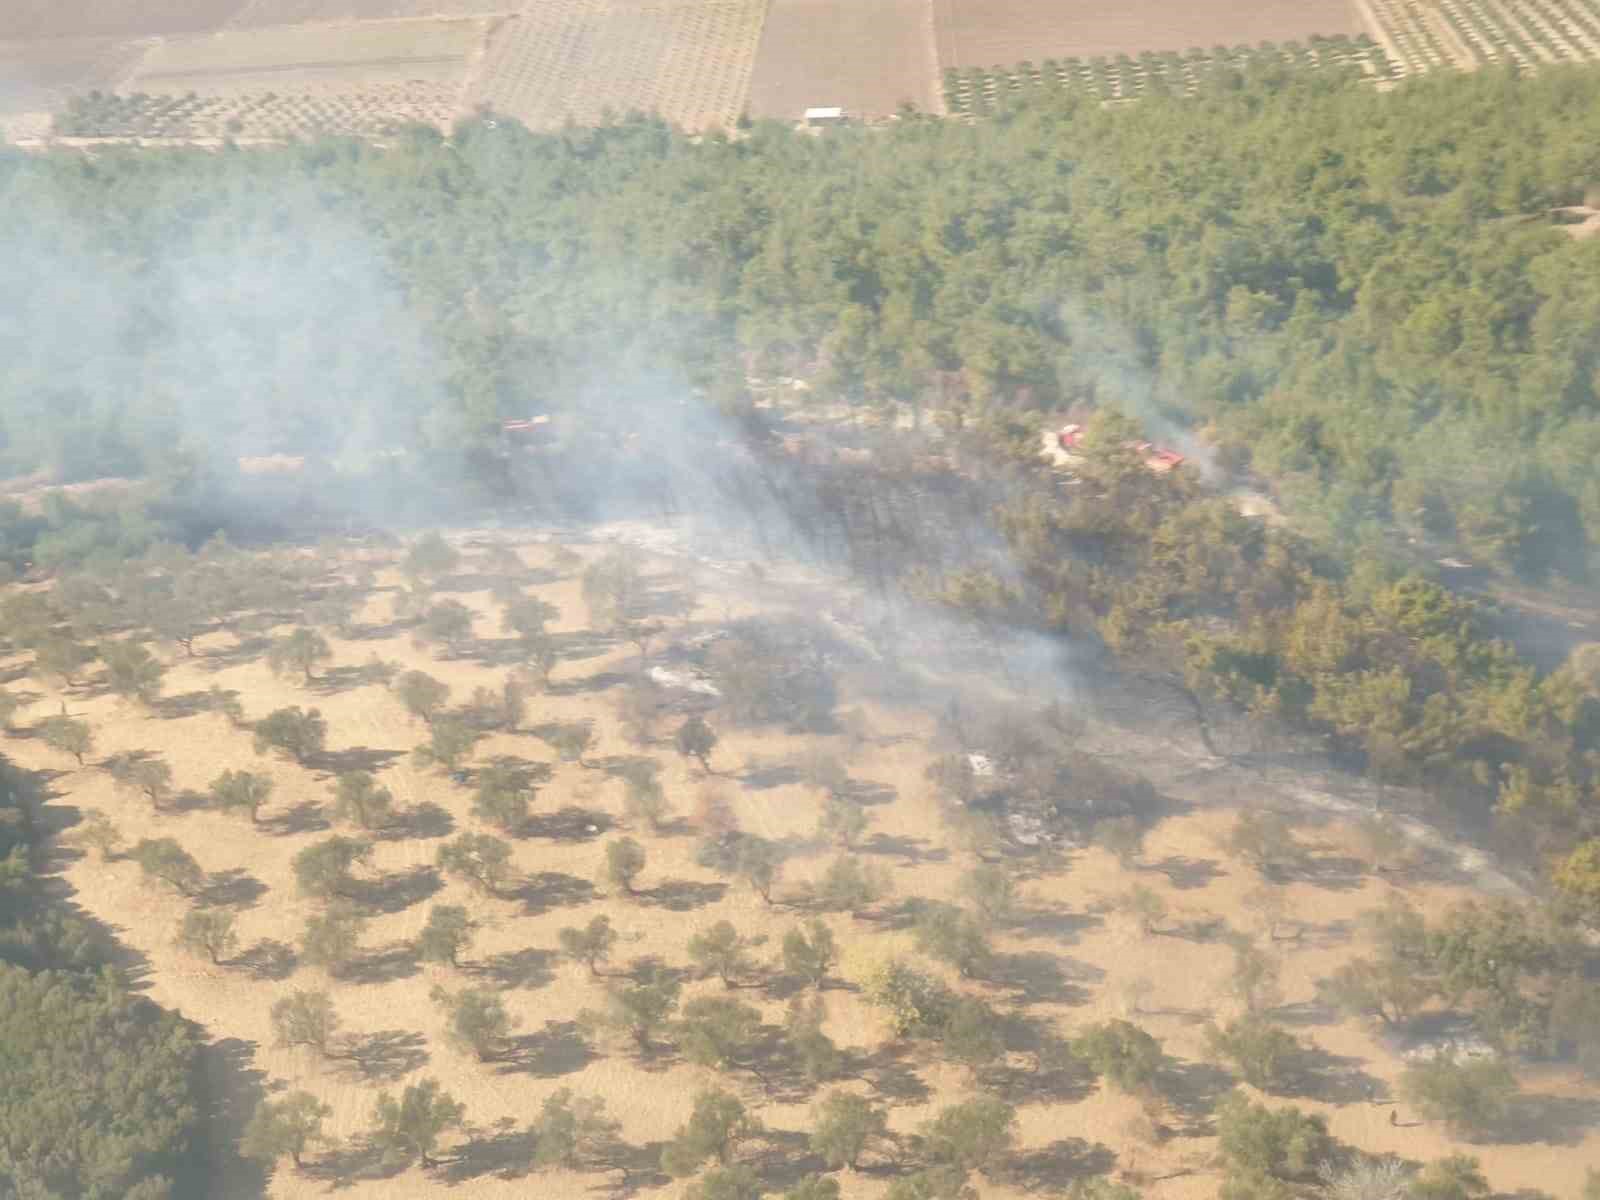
9,531,1596,1199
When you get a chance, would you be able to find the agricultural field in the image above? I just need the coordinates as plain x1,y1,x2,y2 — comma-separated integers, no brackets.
470,0,767,134
0,35,147,117
0,0,250,39
930,0,1364,71
1361,0,1600,75
7,526,1597,1200
942,36,1392,116
225,0,518,26
744,0,940,121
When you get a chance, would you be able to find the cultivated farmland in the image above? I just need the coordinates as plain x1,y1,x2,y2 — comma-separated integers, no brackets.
470,0,767,133
8,527,1598,1200
745,0,940,121
931,0,1363,71
1361,0,1600,75
942,36,1392,116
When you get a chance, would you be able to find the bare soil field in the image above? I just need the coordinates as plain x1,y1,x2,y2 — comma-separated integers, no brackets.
745,0,940,121
932,0,1363,68
9,526,1596,1200
0,34,145,115
225,0,517,26
0,0,249,39
471,0,767,133
127,18,484,92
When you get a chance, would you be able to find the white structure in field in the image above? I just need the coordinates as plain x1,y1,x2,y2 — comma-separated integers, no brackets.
804,106,844,126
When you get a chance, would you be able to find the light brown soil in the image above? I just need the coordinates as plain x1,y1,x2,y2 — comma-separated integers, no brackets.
11,531,1597,1199
932,0,1364,69
472,0,768,133
745,0,941,121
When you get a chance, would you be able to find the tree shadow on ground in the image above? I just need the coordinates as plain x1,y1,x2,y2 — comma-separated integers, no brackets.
496,1020,597,1078
524,806,610,842
858,1043,932,1106
234,939,297,980
858,832,947,864
547,670,629,697
312,746,405,777
1003,1138,1118,1192
199,636,272,671
639,878,727,912
516,871,597,916
181,1035,270,1200
340,942,421,985
750,1128,827,1194
261,799,330,836
473,947,557,991
1145,854,1227,890
376,801,452,841
741,763,802,790
839,779,897,807
1157,1056,1236,1133
300,1135,408,1188
1012,906,1102,945
438,1121,537,1184
1273,1043,1383,1104
153,690,218,720
204,868,268,910
1269,999,1341,1028
987,951,1098,1006
306,666,371,697
348,865,441,915
334,1029,430,1082
1495,1092,1600,1145
1273,850,1367,892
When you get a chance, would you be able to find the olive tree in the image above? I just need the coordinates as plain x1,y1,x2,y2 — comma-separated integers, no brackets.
531,1089,619,1171
39,715,94,765
209,769,274,823
603,837,647,896
688,920,760,988
270,990,341,1057
292,836,371,900
677,996,768,1086
395,670,451,725
660,1088,761,1177
580,967,681,1053
471,759,532,833
1400,1056,1518,1138
253,707,327,764
299,904,368,976
416,904,477,967
99,640,164,705
810,1091,888,1170
370,1078,465,1169
1071,1020,1163,1093
333,770,396,830
177,907,238,965
109,755,174,810
413,717,480,773
920,1096,1015,1175
559,915,617,976
131,837,205,896
437,833,516,897
267,627,332,682
431,984,517,1061
676,715,718,771
782,919,837,989
241,1092,332,1170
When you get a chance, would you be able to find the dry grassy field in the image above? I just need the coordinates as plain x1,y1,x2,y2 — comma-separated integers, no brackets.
470,0,767,133
931,0,1363,70
744,0,940,121
225,0,517,26
8,527,1596,1200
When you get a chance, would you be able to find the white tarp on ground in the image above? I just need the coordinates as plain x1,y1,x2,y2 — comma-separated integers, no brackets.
649,666,722,697
967,752,997,777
